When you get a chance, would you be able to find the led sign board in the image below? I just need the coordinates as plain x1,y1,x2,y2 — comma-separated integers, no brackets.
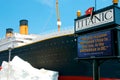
77,30,113,58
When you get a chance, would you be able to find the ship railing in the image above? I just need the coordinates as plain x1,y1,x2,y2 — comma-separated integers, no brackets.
0,28,74,51
35,28,74,41
0,36,33,51
0,37,15,46
0,37,16,51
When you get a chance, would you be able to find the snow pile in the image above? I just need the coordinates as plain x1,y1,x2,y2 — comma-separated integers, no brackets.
0,56,58,80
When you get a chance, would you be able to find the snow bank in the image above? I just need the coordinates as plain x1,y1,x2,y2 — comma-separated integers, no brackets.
0,56,58,80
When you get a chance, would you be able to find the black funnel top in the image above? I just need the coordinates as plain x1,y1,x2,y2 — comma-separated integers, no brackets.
6,28,13,33
20,20,28,26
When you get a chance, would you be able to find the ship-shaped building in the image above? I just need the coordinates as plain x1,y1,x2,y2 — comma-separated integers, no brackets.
0,0,120,80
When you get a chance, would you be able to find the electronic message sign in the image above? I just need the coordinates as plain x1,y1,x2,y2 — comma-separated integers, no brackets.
77,30,113,58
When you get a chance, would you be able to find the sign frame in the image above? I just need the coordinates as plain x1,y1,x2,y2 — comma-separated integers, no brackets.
77,28,120,59
75,5,120,34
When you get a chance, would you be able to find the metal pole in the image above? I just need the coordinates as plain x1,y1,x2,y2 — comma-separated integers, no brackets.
95,0,96,11
8,48,12,62
93,59,100,80
7,47,12,80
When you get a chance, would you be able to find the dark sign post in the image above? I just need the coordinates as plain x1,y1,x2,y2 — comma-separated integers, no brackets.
76,29,120,80
75,5,120,80
93,59,99,80
77,30,113,80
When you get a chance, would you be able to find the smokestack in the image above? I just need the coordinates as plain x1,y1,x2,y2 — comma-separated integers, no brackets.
113,0,119,5
6,28,13,38
19,19,28,35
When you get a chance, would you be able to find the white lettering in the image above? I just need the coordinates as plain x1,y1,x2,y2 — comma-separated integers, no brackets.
75,9,114,31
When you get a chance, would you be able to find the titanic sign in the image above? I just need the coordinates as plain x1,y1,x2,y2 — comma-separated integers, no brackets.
75,9,114,31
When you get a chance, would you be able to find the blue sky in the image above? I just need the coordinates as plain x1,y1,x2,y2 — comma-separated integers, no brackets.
0,0,117,38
